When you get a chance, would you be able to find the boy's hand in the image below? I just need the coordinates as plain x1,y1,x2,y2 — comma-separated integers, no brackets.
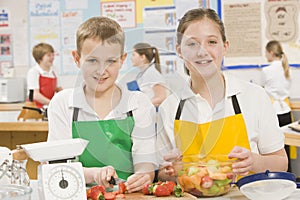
85,166,117,188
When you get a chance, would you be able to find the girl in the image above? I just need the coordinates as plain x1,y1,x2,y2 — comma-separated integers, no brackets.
156,8,288,181
130,43,168,107
262,40,292,172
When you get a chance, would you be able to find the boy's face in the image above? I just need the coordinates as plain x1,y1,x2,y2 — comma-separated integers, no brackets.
39,52,54,69
74,38,126,94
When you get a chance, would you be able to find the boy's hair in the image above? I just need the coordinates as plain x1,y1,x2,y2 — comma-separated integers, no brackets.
32,43,54,64
76,16,125,56
133,43,161,73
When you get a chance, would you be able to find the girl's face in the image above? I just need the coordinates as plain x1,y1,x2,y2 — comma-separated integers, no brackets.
73,38,126,94
177,18,228,79
131,50,146,67
40,52,54,69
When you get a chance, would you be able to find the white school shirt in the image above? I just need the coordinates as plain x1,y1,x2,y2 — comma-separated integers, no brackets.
27,64,58,90
47,82,158,167
156,73,285,164
261,60,291,114
137,64,166,100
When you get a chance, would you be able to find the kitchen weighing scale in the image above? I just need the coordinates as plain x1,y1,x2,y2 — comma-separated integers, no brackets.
21,138,89,200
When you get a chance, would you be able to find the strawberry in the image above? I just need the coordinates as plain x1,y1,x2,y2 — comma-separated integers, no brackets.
118,182,127,194
154,185,171,197
104,192,116,200
90,190,104,200
164,181,176,193
201,175,213,189
142,183,152,195
90,185,106,200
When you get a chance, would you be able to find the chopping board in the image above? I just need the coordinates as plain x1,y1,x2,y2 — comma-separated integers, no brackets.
122,192,197,199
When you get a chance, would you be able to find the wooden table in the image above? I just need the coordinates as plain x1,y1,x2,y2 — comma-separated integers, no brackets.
282,121,300,147
0,121,48,179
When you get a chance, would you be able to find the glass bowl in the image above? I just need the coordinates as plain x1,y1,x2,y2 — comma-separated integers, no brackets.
174,154,236,197
0,185,32,200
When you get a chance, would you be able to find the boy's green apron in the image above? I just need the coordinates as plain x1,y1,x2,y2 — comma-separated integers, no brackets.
72,107,134,180
174,95,251,163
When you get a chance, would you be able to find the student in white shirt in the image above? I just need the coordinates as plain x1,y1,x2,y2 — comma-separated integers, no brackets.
156,8,288,181
129,43,168,107
262,40,292,171
47,17,157,193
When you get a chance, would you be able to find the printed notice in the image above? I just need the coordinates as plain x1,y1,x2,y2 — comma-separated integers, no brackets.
223,3,262,57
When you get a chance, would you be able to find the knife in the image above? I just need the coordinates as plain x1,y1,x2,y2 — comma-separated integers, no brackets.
108,176,125,185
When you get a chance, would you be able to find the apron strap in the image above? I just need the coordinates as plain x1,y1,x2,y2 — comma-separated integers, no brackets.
175,95,241,120
231,95,241,114
72,107,133,121
73,107,79,121
175,99,186,120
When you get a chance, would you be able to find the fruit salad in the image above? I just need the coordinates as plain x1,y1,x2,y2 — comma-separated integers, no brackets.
176,159,235,197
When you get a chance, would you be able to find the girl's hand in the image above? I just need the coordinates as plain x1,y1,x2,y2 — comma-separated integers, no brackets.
126,173,152,193
228,146,254,176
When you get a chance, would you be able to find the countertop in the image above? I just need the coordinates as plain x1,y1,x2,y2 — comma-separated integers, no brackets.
29,180,300,200
0,121,48,131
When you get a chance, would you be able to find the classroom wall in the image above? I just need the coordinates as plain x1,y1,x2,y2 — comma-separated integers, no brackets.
1,0,300,98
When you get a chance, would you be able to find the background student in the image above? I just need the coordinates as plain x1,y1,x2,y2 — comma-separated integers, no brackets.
47,16,157,193
129,43,168,107
156,8,288,181
27,43,62,108
262,40,292,172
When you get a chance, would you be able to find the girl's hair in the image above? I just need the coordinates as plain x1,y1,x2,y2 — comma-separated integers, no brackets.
266,40,290,79
177,8,226,45
76,16,125,56
32,43,54,63
133,43,161,73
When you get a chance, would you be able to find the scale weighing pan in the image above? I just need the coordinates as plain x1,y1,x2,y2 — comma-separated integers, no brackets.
21,138,89,162
233,170,300,200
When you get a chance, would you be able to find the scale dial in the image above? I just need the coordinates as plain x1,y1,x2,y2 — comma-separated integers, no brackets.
39,162,86,200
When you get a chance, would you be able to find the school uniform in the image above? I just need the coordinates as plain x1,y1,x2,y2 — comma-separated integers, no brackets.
136,64,166,100
156,73,285,165
262,60,292,171
47,82,158,179
27,64,58,108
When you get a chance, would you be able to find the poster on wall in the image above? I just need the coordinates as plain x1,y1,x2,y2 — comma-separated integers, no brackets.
0,8,9,28
61,11,83,74
101,0,136,28
29,0,61,72
222,0,300,68
0,34,12,56
143,5,177,75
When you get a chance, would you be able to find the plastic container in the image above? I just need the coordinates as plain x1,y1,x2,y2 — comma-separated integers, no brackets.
0,185,32,200
174,154,236,197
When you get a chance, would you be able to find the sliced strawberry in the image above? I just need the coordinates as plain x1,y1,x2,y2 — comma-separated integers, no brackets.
104,192,116,200
118,182,127,194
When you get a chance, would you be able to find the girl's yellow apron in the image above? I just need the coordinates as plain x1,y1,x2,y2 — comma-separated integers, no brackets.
174,95,250,161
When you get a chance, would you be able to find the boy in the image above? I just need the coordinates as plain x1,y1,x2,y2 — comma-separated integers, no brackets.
27,43,62,108
47,17,157,193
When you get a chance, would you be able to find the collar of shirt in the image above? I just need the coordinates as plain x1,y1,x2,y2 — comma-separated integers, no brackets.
179,73,242,101
68,82,138,119
35,63,54,75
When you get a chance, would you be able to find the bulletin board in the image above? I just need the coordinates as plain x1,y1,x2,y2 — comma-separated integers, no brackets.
220,0,300,70
27,0,218,75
